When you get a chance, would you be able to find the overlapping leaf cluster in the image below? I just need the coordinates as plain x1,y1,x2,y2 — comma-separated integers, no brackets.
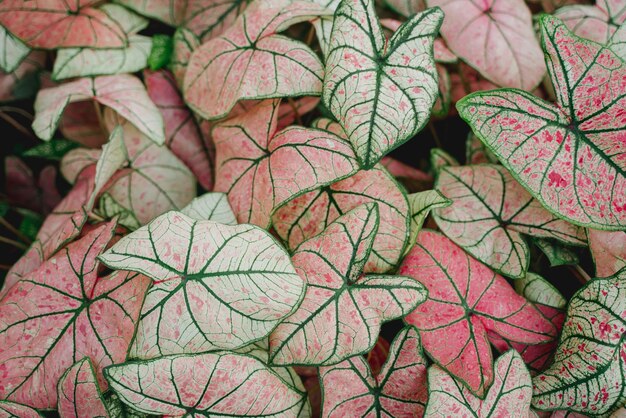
0,0,624,417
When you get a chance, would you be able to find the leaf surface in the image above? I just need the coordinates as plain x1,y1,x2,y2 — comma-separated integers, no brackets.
0,401,43,418
57,358,109,418
588,229,626,278
555,0,626,43
0,25,29,73
534,238,581,267
181,192,237,224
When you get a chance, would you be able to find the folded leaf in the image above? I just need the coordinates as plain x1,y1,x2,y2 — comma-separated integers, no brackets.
433,164,586,278
269,203,428,366
181,192,237,224
0,25,30,73
99,211,304,357
319,325,428,417
555,0,626,43
323,1,442,168
533,270,626,415
425,350,533,417
457,17,626,230
534,238,581,267
588,229,626,278
407,190,451,251
57,358,110,418
399,230,557,396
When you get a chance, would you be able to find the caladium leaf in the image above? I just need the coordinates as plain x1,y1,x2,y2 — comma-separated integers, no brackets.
170,27,199,86
366,336,391,376
99,211,304,358
457,17,626,230
322,1,442,168
104,352,306,416
427,0,545,90
534,238,581,267
515,273,567,311
213,99,359,229
533,270,626,416
384,0,425,18
33,75,165,145
181,192,237,224
144,70,213,190
319,325,428,417
0,51,45,103
0,221,150,409
380,156,433,192
59,102,107,148
555,0,626,44
272,162,410,273
430,148,459,171
407,190,451,251
1,241,43,298
88,126,128,209
269,203,428,366
57,358,109,418
449,63,499,104
0,25,30,73
183,0,329,120
588,229,626,278
0,401,43,418
399,229,557,396
60,148,101,184
425,350,533,417
5,156,61,215
0,1,127,49
433,164,587,278
466,133,499,165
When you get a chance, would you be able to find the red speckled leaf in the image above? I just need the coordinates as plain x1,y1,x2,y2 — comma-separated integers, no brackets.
5,156,61,215
555,0,626,44
427,0,545,90
319,325,428,417
425,350,533,417
99,211,304,358
269,203,428,366
457,17,626,230
145,69,214,190
0,1,126,49
213,99,359,229
0,401,43,418
57,358,109,418
588,229,626,278
532,270,626,416
399,230,557,396
33,75,165,145
433,164,586,278
323,0,442,168
183,0,329,120
104,352,305,416
0,221,150,409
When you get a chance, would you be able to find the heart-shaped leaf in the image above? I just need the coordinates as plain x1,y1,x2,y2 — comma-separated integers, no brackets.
181,192,237,224
0,25,30,73
57,358,109,418
399,229,557,397
319,325,428,417
99,211,304,358
213,99,359,229
33,74,165,145
588,229,626,278
0,1,127,49
0,221,150,409
269,203,428,366
533,270,626,416
457,16,626,230
184,0,329,120
425,350,533,417
0,401,42,418
433,164,587,278
555,0,626,44
145,69,213,191
322,1,442,168
104,352,306,416
427,0,545,90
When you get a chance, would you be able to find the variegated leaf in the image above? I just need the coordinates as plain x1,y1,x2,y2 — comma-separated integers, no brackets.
323,1,442,168
588,229,626,278
58,102,107,148
534,238,581,267
555,0,626,44
0,25,30,73
57,358,110,418
407,190,451,251
0,51,45,103
0,401,43,418
433,164,587,278
381,156,433,192
181,192,237,224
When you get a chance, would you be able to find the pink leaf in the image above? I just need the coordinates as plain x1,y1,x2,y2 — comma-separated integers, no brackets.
58,102,107,148
399,230,557,396
555,0,626,43
1,242,43,299
5,157,61,215
0,221,150,409
213,99,359,228
0,1,127,49
57,358,109,418
588,229,626,278
428,0,545,90
183,0,329,120
0,401,43,418
269,203,428,366
381,156,433,192
457,17,626,230
319,325,428,417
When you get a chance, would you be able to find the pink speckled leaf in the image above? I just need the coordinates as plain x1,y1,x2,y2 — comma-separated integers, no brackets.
457,17,626,230
269,203,428,366
272,161,410,273
0,1,126,49
0,221,150,409
425,350,533,417
399,230,557,396
99,211,304,358
57,358,109,418
433,164,587,278
0,242,43,298
555,0,626,44
104,352,305,416
213,99,359,229
323,1,441,168
427,0,545,90
0,401,43,418
319,325,428,417
5,156,61,215
32,75,165,145
532,270,626,416
183,0,329,120
588,229,626,278
145,69,214,190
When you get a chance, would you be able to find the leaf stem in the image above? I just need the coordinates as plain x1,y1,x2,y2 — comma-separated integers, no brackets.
0,217,31,244
0,111,36,139
93,101,107,136
0,235,28,250
428,121,442,148
456,63,472,95
569,264,591,284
